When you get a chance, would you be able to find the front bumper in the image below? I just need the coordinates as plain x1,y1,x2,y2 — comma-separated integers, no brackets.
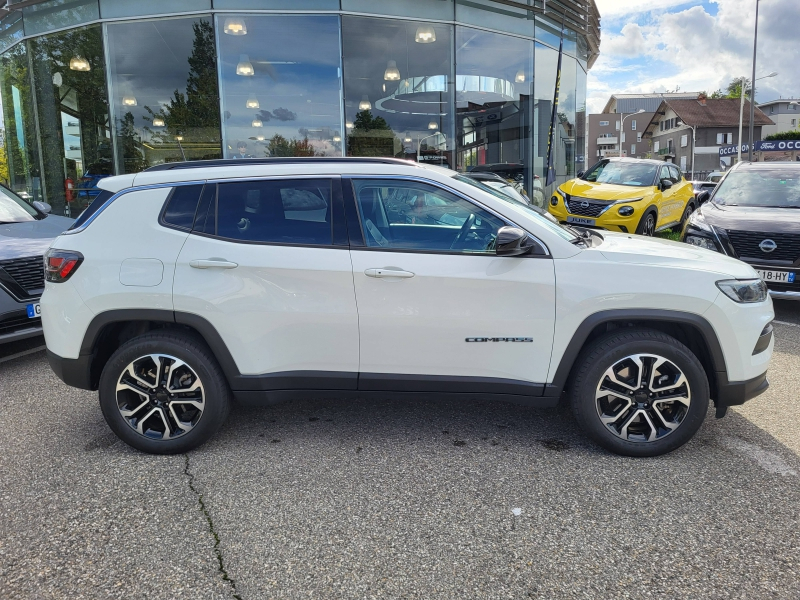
548,194,644,233
714,370,770,417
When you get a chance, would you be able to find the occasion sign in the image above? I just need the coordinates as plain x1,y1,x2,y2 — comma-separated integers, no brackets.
719,140,800,156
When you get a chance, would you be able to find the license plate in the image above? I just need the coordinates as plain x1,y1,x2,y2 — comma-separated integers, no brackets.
567,216,596,226
757,269,795,284
26,302,41,318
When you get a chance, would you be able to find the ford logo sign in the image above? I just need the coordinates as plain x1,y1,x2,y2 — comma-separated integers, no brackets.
580,201,590,209
759,239,777,253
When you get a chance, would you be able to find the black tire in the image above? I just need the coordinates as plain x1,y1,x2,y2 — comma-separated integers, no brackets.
635,209,657,236
678,202,696,229
568,328,709,457
98,331,232,454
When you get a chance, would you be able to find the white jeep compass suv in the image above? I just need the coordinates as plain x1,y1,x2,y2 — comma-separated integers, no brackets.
41,158,774,457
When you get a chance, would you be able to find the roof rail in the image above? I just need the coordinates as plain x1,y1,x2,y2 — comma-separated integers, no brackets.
144,156,419,172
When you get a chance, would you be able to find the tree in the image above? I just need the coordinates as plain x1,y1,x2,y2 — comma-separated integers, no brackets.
266,134,320,157
764,130,800,140
347,109,401,157
723,77,751,99
118,112,148,173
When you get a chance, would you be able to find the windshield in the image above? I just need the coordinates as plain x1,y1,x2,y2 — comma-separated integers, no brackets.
713,169,800,207
454,174,578,242
0,185,38,223
483,180,528,204
582,160,657,187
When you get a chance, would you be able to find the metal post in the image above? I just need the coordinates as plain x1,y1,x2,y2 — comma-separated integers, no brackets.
618,112,624,157
738,78,745,164
691,125,696,180
748,0,759,162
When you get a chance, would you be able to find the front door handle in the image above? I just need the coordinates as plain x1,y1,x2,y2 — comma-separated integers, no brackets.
189,259,238,269
365,267,415,279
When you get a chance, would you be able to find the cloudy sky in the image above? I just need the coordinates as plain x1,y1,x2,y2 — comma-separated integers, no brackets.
588,0,800,113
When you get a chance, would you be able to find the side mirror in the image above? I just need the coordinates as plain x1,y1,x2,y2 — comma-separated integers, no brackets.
33,200,51,214
496,226,533,257
577,170,585,178
697,191,710,204
660,179,673,190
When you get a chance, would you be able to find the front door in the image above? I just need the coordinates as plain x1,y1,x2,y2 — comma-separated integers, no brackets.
345,177,556,394
173,177,359,390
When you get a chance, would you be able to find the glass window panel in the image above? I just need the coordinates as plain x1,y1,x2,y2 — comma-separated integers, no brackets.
455,27,536,205
534,15,577,56
575,64,586,174
0,12,24,53
352,178,504,253
163,184,204,230
213,0,339,10
99,0,211,19
22,0,100,37
217,15,342,159
0,42,44,204
455,0,534,38
342,16,453,166
106,16,222,173
342,0,454,20
29,25,111,217
215,179,333,245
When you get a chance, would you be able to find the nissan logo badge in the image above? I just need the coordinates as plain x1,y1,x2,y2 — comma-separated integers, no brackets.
580,201,590,209
759,239,777,253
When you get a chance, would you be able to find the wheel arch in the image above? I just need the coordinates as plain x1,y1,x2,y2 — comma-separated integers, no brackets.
546,309,726,401
79,309,240,390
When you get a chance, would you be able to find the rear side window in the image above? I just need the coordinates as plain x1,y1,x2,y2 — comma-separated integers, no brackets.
162,185,204,230
68,190,114,230
215,179,332,245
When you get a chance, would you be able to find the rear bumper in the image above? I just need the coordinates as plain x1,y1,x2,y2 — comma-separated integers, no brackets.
715,370,769,417
47,349,94,390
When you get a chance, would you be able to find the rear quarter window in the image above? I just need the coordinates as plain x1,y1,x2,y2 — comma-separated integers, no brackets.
161,185,204,230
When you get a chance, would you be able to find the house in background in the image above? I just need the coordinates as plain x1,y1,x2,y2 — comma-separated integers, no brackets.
641,94,773,175
758,99,800,137
588,92,699,164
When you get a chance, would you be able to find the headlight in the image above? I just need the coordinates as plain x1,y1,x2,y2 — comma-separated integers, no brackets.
686,235,718,251
716,279,768,303
687,210,711,231
618,206,634,217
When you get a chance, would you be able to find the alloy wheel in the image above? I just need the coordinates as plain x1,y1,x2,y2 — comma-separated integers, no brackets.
595,353,691,443
115,354,205,440
643,214,655,236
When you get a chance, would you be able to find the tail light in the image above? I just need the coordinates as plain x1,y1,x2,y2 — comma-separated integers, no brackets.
44,249,84,283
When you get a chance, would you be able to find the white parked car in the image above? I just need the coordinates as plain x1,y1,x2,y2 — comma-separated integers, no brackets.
41,158,774,457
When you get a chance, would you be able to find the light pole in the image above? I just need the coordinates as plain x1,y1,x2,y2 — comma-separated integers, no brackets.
738,71,776,163
618,109,645,157
417,132,445,163
748,0,761,162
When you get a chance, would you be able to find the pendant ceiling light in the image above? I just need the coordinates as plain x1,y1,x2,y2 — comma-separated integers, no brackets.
246,94,260,109
69,55,90,71
176,135,184,141
415,25,436,44
252,118,263,127
515,70,526,83
333,133,341,142
428,120,438,130
384,60,401,81
359,95,372,110
256,135,265,141
152,117,165,127
122,95,137,106
223,17,247,36
236,54,254,76
345,121,354,129
404,132,412,143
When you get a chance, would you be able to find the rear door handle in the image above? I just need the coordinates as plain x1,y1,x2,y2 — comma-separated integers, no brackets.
189,259,238,269
365,268,415,279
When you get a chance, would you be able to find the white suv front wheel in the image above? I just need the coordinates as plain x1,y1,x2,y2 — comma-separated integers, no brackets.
99,332,231,454
569,329,709,457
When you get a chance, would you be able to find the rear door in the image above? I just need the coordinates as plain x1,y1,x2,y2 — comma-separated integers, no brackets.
345,177,556,394
172,176,359,391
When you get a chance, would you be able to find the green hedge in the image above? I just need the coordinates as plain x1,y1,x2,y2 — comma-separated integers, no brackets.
764,130,800,141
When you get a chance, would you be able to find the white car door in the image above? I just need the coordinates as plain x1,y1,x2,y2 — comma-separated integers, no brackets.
345,177,556,395
172,176,359,392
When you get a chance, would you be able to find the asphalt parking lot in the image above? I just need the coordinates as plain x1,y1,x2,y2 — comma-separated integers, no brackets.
1,302,799,600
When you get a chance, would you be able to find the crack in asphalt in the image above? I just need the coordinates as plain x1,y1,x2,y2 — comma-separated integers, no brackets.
184,454,243,600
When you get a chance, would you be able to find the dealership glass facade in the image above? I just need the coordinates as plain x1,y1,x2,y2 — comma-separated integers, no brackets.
0,0,593,217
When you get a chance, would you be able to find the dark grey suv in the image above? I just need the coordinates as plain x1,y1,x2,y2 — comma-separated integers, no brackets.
0,186,73,343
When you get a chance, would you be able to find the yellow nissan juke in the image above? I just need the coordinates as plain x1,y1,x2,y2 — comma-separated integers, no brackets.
548,158,696,236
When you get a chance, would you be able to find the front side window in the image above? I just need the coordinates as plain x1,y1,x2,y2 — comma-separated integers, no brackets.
352,179,505,253
582,160,658,187
215,179,333,245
